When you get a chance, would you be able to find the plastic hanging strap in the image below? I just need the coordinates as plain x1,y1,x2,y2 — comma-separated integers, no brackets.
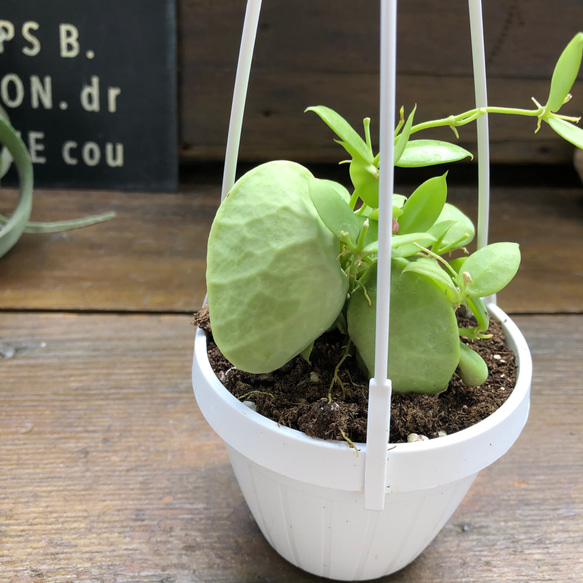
468,0,495,304
364,0,397,512
221,0,263,202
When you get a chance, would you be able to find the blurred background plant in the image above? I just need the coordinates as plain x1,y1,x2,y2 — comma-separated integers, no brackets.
0,105,115,260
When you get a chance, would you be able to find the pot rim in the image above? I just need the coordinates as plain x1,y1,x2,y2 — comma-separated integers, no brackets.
192,303,532,492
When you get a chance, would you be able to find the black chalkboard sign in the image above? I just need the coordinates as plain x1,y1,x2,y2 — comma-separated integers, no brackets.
0,0,177,191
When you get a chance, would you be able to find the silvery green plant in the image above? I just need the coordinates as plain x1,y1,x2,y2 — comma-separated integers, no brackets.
0,106,114,260
206,34,583,395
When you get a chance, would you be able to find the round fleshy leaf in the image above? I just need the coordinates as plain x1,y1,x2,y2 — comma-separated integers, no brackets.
462,242,521,298
458,342,488,387
206,161,348,373
347,263,460,394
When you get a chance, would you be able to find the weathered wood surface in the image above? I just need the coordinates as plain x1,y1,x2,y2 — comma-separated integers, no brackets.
178,0,583,164
0,179,582,313
0,313,581,582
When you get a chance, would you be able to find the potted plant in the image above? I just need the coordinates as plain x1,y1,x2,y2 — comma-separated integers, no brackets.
192,32,583,580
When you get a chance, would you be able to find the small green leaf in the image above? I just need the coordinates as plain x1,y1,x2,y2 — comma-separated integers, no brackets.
361,216,378,250
306,106,374,166
349,160,379,208
545,33,583,112
396,139,473,168
427,219,455,246
394,106,416,164
300,342,314,363
392,234,435,247
309,177,361,244
546,116,583,149
430,202,475,253
461,242,521,297
324,179,352,203
397,173,448,235
392,193,407,208
467,296,490,334
391,231,436,251
448,256,467,273
402,257,460,302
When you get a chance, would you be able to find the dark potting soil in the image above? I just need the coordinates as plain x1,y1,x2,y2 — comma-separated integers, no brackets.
193,306,517,445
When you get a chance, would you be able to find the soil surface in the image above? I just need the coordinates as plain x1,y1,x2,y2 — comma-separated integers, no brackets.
193,306,517,445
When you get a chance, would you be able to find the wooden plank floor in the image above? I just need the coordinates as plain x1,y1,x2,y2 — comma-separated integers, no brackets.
0,172,581,314
1,170,582,582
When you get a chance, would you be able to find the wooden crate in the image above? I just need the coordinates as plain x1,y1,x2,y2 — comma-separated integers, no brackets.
177,0,583,165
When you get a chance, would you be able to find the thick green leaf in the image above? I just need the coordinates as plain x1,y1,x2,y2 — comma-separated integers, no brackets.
545,33,583,112
457,341,488,386
396,139,473,168
306,105,374,166
546,116,583,149
461,242,521,297
347,263,460,394
397,173,448,235
207,161,349,373
309,177,361,243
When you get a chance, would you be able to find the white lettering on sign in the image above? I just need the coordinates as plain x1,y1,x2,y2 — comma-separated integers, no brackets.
22,22,41,57
0,20,42,55
62,141,124,168
0,17,133,175
31,75,52,108
0,73,24,107
0,74,53,109
28,131,46,163
80,76,121,113
0,20,15,52
59,23,79,58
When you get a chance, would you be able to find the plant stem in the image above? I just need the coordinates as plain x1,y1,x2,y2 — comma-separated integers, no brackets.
0,211,116,234
410,105,543,136
327,339,352,402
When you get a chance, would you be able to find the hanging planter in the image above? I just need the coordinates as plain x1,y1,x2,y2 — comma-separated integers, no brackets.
192,0,583,578
193,303,530,580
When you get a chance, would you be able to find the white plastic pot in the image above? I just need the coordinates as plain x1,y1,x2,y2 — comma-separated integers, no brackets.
192,303,532,581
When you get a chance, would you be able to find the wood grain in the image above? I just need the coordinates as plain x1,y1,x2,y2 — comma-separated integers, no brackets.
0,184,220,313
0,180,581,314
0,313,581,582
177,0,583,164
